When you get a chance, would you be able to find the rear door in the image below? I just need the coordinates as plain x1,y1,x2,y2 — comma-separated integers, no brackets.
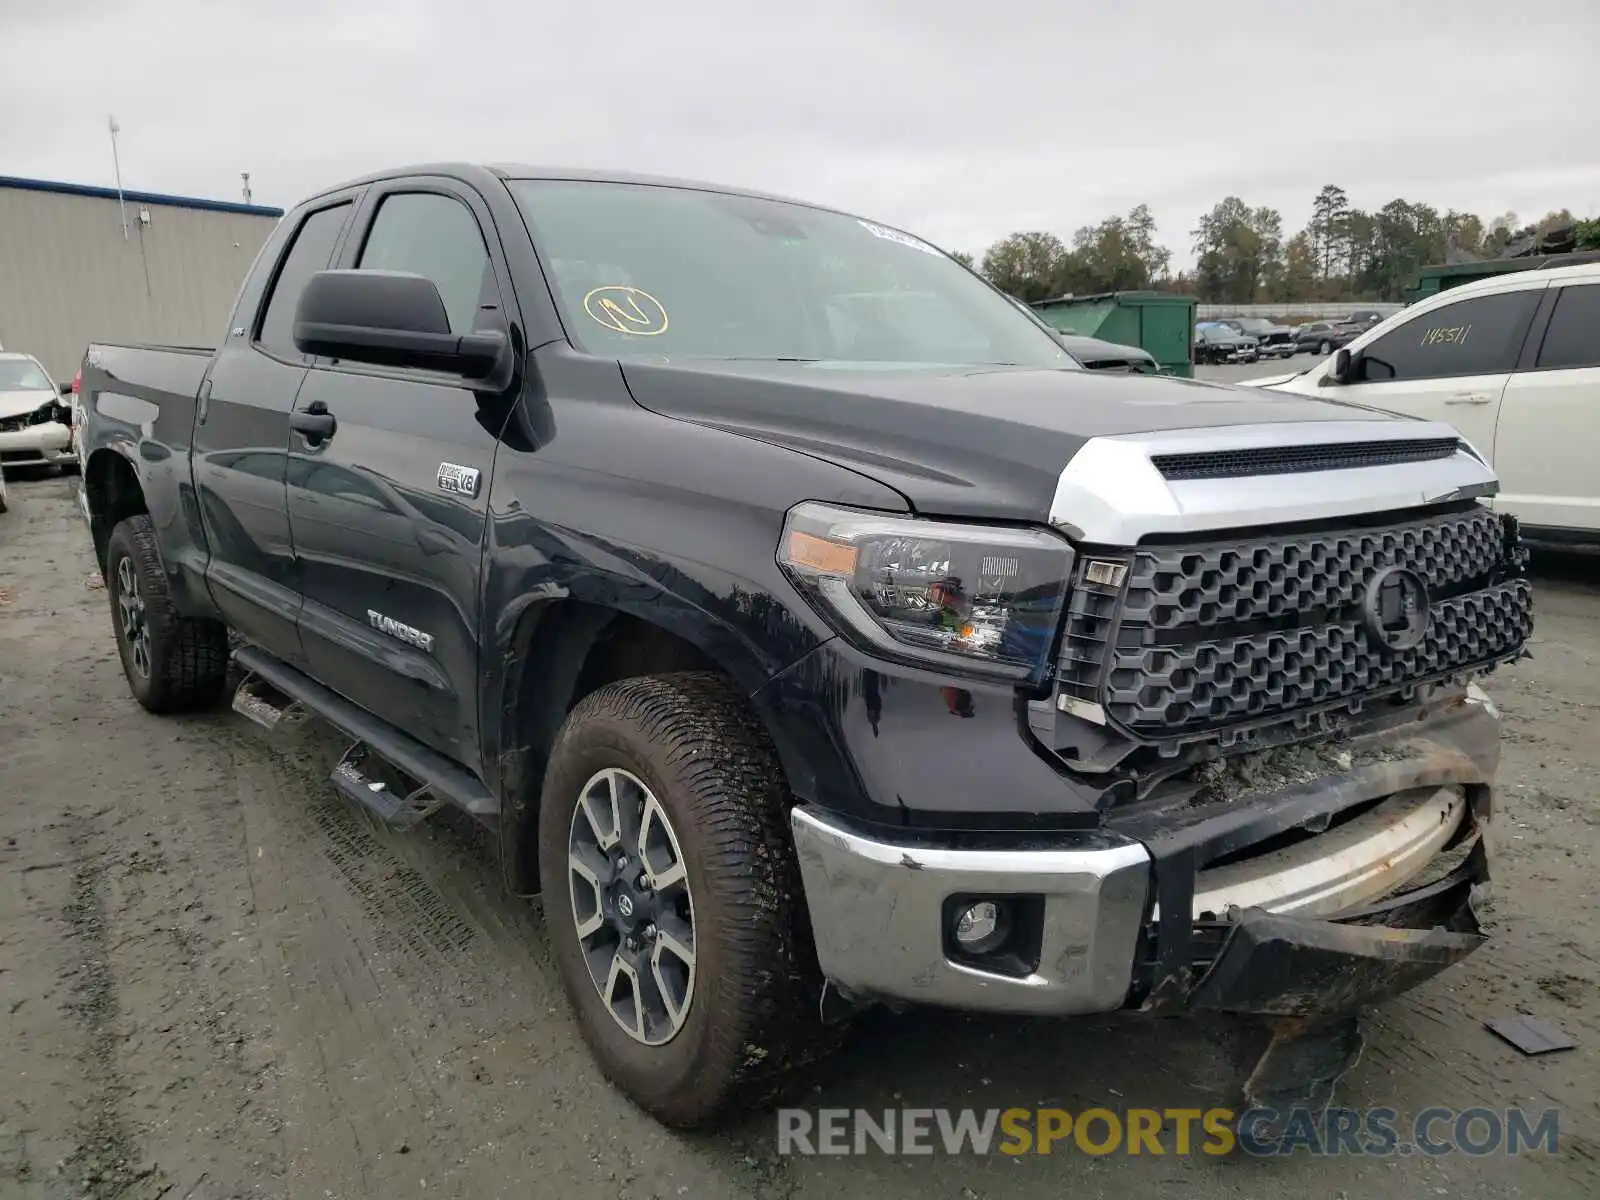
1326,282,1547,461
286,179,516,768
193,194,359,665
1492,280,1600,535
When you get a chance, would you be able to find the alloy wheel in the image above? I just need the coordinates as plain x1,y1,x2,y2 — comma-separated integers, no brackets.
567,767,696,1045
115,556,152,679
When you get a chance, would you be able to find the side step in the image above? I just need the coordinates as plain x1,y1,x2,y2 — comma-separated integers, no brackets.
331,741,445,830
233,672,307,731
231,645,500,827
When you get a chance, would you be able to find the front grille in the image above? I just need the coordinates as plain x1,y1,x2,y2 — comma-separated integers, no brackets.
1150,437,1463,481
1057,505,1531,743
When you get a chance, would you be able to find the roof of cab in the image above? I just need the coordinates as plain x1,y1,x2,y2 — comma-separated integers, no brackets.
299,161,827,214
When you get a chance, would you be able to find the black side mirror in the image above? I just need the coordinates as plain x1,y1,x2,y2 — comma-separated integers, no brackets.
1331,347,1354,383
293,270,513,390
59,381,73,396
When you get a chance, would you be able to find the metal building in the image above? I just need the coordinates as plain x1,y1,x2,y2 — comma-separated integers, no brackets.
0,176,283,381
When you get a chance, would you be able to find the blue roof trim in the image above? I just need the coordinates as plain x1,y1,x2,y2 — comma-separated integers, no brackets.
0,174,283,217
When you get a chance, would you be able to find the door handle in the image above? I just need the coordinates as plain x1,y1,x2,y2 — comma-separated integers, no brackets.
1445,392,1492,406
290,400,337,444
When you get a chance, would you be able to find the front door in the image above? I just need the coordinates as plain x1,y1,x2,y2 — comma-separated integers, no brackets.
286,182,515,768
1318,283,1547,462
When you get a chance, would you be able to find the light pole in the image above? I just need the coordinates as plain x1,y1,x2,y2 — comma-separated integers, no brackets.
108,114,128,240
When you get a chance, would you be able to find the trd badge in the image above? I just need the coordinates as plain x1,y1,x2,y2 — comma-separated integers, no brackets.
436,462,481,497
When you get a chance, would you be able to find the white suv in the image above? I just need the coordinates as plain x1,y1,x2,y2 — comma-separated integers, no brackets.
1242,263,1600,543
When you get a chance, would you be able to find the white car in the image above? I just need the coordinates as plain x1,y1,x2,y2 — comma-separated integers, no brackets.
0,352,78,473
1241,263,1600,543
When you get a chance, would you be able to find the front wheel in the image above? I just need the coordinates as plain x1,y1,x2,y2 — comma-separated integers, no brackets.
1318,339,1332,355
105,514,230,712
537,672,833,1128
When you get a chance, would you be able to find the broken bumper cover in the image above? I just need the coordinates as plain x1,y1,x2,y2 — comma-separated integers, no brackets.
791,689,1498,1019
0,420,75,466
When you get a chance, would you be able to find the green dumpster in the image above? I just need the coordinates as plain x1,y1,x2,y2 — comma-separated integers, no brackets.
1032,291,1198,378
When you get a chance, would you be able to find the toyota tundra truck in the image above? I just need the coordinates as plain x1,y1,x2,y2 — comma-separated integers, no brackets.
76,163,1531,1130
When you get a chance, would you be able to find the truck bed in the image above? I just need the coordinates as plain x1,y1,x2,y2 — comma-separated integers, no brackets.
84,342,213,405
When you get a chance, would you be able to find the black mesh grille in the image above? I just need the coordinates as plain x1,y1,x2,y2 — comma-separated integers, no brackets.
1057,506,1531,741
1150,437,1464,481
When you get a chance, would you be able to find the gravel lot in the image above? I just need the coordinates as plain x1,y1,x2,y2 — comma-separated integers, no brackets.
3,467,1598,1199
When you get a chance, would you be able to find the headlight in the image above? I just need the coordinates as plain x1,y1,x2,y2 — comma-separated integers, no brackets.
777,502,1074,681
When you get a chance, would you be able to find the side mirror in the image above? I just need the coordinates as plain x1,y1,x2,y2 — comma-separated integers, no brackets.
1331,347,1354,383
292,270,513,390
59,381,73,396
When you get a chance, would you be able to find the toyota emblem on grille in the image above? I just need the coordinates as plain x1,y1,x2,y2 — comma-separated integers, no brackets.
1362,566,1431,652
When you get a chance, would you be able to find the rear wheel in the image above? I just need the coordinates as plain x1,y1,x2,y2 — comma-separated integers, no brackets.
105,515,230,713
537,671,833,1128
1318,339,1332,355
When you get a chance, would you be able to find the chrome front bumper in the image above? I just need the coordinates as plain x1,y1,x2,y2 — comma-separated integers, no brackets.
791,809,1153,1016
791,689,1500,1017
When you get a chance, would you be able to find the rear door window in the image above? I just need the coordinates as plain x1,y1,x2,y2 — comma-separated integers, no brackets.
256,203,353,360
1357,290,1541,382
1534,284,1600,371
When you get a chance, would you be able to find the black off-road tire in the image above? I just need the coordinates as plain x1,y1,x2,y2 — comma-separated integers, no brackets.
105,514,230,713
537,671,835,1128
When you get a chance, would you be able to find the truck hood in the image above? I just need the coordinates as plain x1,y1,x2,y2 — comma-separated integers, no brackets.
0,389,57,421
618,360,1408,520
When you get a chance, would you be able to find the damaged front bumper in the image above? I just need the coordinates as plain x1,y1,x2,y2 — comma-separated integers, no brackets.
0,419,76,467
790,685,1498,1019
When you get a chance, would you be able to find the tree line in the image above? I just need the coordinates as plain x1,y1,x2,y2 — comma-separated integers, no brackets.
961,185,1600,306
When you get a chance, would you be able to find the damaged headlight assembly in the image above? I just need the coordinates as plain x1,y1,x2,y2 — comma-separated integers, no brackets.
777,501,1074,682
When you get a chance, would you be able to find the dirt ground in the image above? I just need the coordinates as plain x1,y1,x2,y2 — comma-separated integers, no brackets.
3,470,1598,1199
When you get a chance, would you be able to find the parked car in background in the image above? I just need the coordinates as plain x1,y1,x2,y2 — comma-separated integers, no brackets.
1193,322,1258,364
1292,321,1361,356
1057,332,1163,373
1242,262,1600,541
1343,310,1384,331
0,352,77,473
1212,317,1295,357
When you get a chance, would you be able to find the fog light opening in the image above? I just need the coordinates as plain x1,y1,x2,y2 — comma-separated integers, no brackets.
953,900,1010,956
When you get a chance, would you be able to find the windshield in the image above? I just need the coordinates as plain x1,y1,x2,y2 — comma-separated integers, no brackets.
509,180,1073,369
0,360,52,391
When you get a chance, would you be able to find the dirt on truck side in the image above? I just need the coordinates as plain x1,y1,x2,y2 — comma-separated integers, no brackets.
2,471,1598,1198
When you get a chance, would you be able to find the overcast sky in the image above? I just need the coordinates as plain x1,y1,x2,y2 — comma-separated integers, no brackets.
3,0,1597,266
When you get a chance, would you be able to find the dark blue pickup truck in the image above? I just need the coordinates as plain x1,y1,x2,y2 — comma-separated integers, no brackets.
76,163,1530,1131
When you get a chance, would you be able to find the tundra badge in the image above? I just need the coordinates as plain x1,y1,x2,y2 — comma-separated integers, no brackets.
436,462,481,497
367,609,435,653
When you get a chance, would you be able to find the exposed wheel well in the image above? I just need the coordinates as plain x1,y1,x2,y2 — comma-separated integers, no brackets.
498,601,740,894
84,450,148,570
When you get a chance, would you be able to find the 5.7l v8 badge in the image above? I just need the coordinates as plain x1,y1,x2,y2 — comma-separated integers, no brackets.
436,462,481,497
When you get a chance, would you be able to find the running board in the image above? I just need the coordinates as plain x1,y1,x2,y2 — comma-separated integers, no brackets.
231,645,499,824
